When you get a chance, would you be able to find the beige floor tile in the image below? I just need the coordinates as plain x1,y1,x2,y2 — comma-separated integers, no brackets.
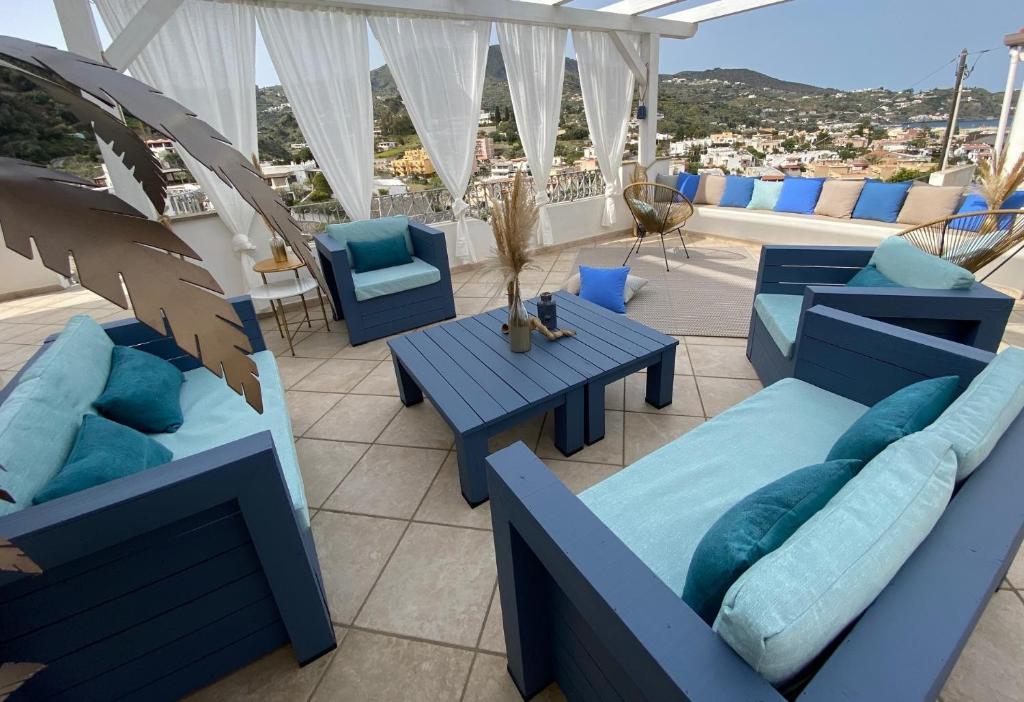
305,394,403,443
668,338,694,375
463,653,566,702
264,330,312,356
624,374,704,417
943,591,1024,702
546,459,621,494
296,439,367,509
479,589,505,653
456,297,491,317
311,512,406,625
290,331,350,359
550,258,575,272
350,361,400,395
604,378,625,411
1007,543,1024,588
457,282,504,298
470,268,506,283
334,336,392,361
356,523,496,646
273,356,326,388
285,390,343,436
543,271,571,288
313,630,472,702
414,452,493,530
3,324,62,345
695,376,762,416
0,370,12,387
687,343,758,379
324,444,446,519
488,413,545,454
291,358,378,393
684,336,747,347
0,345,38,371
185,629,345,702
623,412,704,464
376,400,455,450
537,410,624,466
451,270,476,284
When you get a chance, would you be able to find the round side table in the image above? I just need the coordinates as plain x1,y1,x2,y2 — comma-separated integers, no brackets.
252,254,331,355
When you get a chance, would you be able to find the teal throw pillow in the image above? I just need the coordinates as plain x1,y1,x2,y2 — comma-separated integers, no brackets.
683,459,862,624
33,414,173,504
846,264,901,287
827,376,960,464
94,346,185,434
347,233,413,273
747,180,783,210
579,265,630,313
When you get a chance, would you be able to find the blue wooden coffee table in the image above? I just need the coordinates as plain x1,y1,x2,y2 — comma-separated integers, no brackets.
388,291,677,505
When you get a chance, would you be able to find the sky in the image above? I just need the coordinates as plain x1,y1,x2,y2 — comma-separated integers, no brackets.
1,0,1021,93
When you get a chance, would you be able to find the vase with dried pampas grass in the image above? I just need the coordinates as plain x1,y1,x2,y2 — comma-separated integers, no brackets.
976,151,1024,233
485,171,540,352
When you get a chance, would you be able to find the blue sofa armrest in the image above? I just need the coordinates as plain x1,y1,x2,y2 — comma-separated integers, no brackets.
315,232,358,319
486,441,783,702
755,245,874,295
408,221,451,271
794,305,993,405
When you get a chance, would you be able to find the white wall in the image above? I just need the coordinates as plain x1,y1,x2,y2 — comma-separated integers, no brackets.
0,229,66,300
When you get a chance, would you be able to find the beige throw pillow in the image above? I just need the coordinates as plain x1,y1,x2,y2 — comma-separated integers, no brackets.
896,184,964,225
694,175,726,206
814,180,865,219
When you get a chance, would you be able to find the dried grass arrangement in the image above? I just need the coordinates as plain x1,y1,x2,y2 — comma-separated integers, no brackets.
977,151,1024,211
485,170,540,293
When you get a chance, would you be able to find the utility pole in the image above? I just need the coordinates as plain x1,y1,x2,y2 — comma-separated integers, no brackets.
939,48,969,170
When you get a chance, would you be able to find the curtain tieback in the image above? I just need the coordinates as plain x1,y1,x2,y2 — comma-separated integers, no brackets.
534,190,551,207
231,233,257,255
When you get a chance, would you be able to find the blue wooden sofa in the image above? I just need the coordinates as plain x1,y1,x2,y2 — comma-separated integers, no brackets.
748,244,1014,385
315,216,457,345
487,306,1024,701
0,297,335,700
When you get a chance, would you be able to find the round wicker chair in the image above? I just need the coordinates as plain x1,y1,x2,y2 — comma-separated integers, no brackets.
898,208,1024,280
622,182,695,271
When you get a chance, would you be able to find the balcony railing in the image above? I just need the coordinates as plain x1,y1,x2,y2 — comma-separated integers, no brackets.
165,189,212,217
288,170,606,230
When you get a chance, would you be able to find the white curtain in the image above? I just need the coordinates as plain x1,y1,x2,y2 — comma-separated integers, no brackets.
574,30,638,227
95,0,261,288
370,15,489,263
257,5,373,221
497,23,567,246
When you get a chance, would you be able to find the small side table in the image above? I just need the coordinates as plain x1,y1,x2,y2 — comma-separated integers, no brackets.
251,255,331,355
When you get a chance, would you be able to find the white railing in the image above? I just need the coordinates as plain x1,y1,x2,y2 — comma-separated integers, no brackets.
165,189,212,217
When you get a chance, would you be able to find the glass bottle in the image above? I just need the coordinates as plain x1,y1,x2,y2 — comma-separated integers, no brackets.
507,279,532,353
269,232,289,263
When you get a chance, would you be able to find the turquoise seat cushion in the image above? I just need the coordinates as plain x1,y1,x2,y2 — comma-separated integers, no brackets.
845,264,900,287
326,216,414,268
348,233,413,273
925,347,1024,481
0,315,113,515
869,236,976,290
94,346,185,434
33,414,172,504
351,256,441,302
150,350,309,526
716,431,956,685
753,293,802,359
580,378,867,594
683,458,862,624
827,376,959,464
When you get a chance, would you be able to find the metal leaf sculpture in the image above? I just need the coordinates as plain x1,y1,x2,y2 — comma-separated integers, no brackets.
0,662,46,700
0,538,41,575
0,35,334,316
0,158,262,411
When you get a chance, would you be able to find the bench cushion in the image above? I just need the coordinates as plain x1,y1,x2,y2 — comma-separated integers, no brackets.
579,378,867,594
0,315,113,515
351,256,441,302
326,216,414,267
151,350,309,526
753,293,802,359
716,431,956,684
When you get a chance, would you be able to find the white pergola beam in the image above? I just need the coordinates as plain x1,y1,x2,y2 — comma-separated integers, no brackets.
103,0,184,71
517,0,574,5
609,32,647,85
598,0,685,15
663,0,789,23
279,0,697,39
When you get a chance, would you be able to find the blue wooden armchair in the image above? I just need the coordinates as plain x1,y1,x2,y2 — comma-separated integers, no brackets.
315,217,456,345
747,245,1014,385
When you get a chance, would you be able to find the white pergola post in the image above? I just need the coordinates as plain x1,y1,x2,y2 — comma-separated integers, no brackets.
637,32,659,167
995,37,1023,161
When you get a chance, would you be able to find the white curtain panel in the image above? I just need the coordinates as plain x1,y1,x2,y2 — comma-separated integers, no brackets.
257,5,373,221
95,0,261,287
574,30,638,227
497,23,567,246
370,15,490,263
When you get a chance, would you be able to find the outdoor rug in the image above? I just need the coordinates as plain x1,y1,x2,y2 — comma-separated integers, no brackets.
570,243,759,337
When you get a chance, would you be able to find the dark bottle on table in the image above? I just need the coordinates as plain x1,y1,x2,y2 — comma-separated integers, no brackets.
537,292,557,331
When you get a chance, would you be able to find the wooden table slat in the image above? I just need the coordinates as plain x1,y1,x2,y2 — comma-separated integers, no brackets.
538,301,657,359
388,337,481,433
553,291,677,345
442,322,560,402
458,316,584,390
422,326,531,414
405,334,508,424
523,301,635,366
551,295,667,355
482,309,614,376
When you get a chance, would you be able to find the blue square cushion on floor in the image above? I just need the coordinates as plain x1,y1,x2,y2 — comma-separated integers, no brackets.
773,178,825,215
852,181,913,223
719,176,757,208
579,265,630,313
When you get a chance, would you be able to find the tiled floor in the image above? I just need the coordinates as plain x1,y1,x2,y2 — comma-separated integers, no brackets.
2,234,1023,702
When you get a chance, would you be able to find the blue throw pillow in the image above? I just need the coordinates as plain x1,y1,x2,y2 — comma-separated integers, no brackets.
94,346,184,434
852,181,913,223
682,458,862,624
955,192,1024,231
33,414,173,504
348,233,413,273
719,176,757,208
747,180,783,210
845,264,901,287
579,265,630,314
773,178,825,215
827,376,960,464
676,173,700,202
